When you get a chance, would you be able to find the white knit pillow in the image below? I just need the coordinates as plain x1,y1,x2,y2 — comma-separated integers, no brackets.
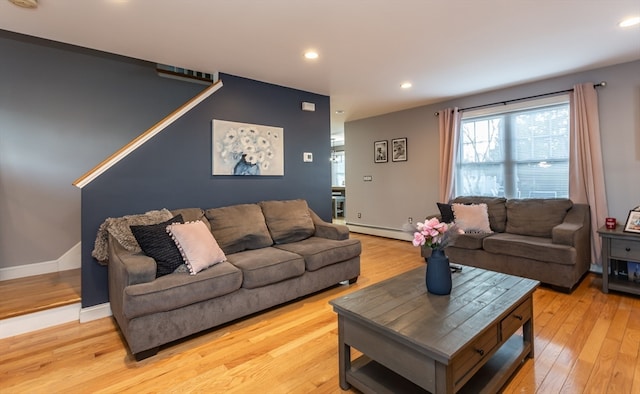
167,221,226,275
452,203,493,233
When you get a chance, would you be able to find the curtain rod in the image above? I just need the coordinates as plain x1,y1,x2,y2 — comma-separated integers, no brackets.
435,81,606,116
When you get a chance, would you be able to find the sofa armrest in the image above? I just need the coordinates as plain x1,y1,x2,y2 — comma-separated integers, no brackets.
108,234,156,286
552,204,590,247
309,209,349,240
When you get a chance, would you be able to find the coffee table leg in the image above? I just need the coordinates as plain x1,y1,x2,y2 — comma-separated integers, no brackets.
337,316,351,390
524,308,535,358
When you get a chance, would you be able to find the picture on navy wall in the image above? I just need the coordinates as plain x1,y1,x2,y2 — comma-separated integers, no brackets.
212,119,284,176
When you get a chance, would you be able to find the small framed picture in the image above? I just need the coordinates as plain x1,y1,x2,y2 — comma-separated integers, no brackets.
623,210,640,233
374,140,388,163
391,137,407,162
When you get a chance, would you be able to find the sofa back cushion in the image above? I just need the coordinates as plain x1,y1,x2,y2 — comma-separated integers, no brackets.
506,198,573,237
170,208,211,231
259,199,315,244
452,196,507,232
205,204,273,254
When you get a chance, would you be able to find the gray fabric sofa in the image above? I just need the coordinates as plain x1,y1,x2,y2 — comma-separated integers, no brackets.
106,199,360,360
425,196,590,292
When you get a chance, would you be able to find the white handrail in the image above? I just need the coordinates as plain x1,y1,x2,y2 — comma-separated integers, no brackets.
73,80,223,189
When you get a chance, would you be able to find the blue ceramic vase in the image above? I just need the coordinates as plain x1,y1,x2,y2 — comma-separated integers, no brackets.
234,154,260,175
425,249,452,295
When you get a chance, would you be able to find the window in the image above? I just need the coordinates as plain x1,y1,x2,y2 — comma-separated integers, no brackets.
455,96,570,199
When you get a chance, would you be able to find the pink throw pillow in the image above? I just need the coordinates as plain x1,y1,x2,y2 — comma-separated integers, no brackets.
452,203,493,233
167,221,227,275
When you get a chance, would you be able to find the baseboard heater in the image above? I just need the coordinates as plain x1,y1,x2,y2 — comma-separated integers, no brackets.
346,223,412,241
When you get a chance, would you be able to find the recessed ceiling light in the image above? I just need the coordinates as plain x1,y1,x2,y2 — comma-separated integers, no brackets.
304,51,319,60
400,82,412,89
619,16,640,27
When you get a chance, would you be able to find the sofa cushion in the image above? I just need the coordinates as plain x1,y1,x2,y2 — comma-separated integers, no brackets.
482,233,576,266
130,214,185,278
226,247,305,289
450,232,493,250
167,221,227,275
452,196,507,232
259,199,315,244
452,203,493,233
205,204,273,254
122,261,242,319
170,207,211,231
506,198,573,237
274,237,361,271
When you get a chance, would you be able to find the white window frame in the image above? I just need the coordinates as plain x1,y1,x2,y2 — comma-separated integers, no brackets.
455,94,570,199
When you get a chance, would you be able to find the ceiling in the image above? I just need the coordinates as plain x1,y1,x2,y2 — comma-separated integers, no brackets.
1,1,639,143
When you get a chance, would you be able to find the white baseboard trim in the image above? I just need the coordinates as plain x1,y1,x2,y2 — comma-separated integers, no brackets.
0,302,112,339
0,242,81,281
347,224,413,242
80,302,112,323
0,303,81,339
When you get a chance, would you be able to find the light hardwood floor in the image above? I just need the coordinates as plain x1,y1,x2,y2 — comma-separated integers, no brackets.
1,233,639,393
0,268,81,320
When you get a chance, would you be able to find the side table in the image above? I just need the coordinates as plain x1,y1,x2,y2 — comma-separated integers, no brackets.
598,225,640,295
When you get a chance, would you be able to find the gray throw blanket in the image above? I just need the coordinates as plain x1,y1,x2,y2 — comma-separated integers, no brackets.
92,209,173,265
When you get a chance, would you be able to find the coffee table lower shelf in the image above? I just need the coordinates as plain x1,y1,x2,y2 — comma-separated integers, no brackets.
347,335,531,394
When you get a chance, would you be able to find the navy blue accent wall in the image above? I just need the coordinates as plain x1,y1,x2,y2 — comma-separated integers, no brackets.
81,73,331,307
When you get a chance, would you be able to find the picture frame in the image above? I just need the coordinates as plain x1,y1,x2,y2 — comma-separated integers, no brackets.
623,210,640,234
391,137,407,162
374,140,388,163
212,119,284,176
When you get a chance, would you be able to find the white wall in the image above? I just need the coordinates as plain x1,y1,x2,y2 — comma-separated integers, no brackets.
345,60,640,238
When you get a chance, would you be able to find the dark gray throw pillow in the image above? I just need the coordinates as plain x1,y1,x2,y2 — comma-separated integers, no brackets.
437,202,455,223
130,214,185,277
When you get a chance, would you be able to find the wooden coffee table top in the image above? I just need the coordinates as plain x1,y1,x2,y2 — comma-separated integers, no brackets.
331,265,539,363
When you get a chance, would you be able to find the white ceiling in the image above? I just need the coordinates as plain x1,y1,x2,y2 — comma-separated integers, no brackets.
1,0,639,143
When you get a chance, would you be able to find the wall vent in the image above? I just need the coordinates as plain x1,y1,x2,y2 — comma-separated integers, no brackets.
156,64,217,85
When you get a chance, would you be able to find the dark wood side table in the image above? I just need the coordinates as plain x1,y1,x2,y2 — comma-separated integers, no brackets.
598,225,640,295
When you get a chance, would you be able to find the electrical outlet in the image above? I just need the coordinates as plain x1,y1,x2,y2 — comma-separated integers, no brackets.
357,212,362,218
408,217,413,224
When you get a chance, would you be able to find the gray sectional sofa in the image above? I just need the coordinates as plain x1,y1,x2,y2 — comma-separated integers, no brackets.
425,196,591,292
104,199,361,360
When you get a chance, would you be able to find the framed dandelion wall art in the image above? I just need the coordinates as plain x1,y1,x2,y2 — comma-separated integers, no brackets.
212,119,284,176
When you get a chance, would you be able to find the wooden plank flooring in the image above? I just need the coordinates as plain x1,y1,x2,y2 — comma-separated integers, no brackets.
1,234,639,393
0,268,81,319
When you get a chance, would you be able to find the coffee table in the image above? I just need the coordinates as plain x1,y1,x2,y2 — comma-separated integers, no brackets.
330,265,539,393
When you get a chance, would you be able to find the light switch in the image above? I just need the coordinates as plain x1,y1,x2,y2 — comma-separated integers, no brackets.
303,152,313,162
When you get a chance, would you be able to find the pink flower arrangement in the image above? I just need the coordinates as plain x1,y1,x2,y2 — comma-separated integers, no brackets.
411,217,462,250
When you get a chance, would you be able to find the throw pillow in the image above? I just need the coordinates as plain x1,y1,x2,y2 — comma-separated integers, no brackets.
452,203,493,233
167,221,227,275
452,196,507,232
130,215,185,278
437,202,455,224
259,199,315,244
